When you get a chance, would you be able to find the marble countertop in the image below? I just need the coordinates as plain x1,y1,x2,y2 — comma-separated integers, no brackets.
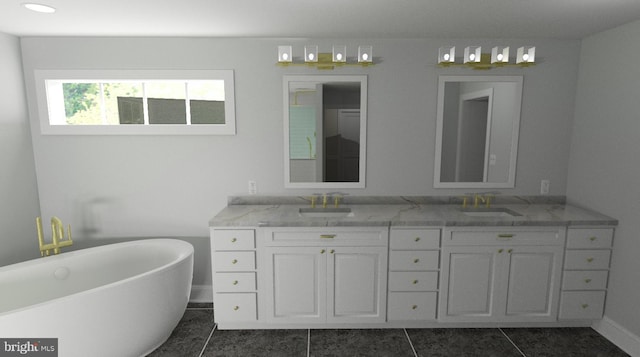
210,196,617,228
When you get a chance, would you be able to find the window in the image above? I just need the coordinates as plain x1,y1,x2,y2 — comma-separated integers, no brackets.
34,70,236,135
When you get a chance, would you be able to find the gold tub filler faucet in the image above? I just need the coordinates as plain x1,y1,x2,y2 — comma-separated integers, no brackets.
36,216,73,256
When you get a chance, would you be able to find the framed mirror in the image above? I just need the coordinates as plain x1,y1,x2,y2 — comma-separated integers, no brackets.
284,75,367,188
434,75,523,188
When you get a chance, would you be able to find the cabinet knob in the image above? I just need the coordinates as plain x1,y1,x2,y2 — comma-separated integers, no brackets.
232,259,238,264
507,249,513,253
320,249,326,254
498,249,504,253
414,237,421,242
330,249,335,254
589,236,597,242
233,306,240,311
412,305,418,310
587,257,594,263
412,280,419,285
320,234,336,239
233,280,239,285
584,279,592,284
581,304,589,309
231,238,237,243
413,258,420,263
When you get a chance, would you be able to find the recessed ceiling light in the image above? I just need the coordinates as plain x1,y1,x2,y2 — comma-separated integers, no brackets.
23,3,56,13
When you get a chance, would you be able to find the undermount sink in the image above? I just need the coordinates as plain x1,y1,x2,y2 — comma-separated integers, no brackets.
299,207,354,218
458,207,522,218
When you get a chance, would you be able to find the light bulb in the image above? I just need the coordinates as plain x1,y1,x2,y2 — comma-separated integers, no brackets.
336,53,343,61
308,53,315,61
443,53,450,61
361,53,369,61
522,53,529,61
281,53,289,61
469,53,475,61
496,53,503,61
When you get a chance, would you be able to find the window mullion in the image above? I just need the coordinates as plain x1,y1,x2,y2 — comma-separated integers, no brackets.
99,83,107,125
142,82,150,125
185,82,192,125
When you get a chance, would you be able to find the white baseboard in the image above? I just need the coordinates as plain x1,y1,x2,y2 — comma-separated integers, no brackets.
593,316,640,357
189,284,213,303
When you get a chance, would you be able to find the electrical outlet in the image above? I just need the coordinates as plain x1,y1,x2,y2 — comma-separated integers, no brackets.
540,179,550,195
248,180,257,195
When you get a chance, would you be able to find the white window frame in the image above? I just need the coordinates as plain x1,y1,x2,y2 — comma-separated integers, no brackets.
34,69,236,135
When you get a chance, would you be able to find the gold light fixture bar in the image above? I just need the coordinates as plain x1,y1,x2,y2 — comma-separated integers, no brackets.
438,46,535,70
277,45,375,70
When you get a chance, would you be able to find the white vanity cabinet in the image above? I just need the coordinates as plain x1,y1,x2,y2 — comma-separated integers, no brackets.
559,227,613,320
263,227,388,325
387,228,440,321
211,228,258,324
439,227,566,323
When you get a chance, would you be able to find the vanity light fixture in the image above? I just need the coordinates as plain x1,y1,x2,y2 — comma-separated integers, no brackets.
23,3,56,13
438,46,456,64
278,45,293,63
332,45,347,63
277,45,375,70
464,46,482,63
491,46,510,64
438,46,536,69
304,45,318,63
516,46,536,64
358,45,373,63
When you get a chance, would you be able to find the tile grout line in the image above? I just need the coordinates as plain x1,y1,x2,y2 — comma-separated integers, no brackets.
197,323,217,357
403,328,419,357
307,329,311,357
499,328,527,357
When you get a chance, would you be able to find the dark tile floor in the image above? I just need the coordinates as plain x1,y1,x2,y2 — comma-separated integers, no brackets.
148,304,630,357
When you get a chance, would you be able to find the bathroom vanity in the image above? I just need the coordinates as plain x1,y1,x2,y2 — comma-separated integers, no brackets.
210,196,616,329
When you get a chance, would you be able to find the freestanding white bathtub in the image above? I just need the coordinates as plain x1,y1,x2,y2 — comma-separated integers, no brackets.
0,238,194,357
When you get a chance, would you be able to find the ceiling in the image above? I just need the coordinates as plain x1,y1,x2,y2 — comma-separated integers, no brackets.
2,0,640,39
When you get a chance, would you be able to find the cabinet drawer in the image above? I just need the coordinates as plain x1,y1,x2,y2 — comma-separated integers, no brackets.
387,292,437,320
214,293,257,322
389,251,439,271
265,228,388,246
567,228,613,249
390,229,440,250
214,272,256,292
389,271,438,291
213,251,256,271
445,229,562,246
213,229,255,250
559,291,605,320
564,250,611,270
562,270,608,291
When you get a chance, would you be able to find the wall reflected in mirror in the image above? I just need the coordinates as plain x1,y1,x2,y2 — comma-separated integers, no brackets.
284,75,367,188
434,76,523,188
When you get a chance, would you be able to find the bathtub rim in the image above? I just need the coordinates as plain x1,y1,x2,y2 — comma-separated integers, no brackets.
0,238,194,316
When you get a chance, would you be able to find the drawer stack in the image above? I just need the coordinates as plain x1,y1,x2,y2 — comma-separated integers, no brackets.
559,228,613,320
387,228,440,321
211,229,258,323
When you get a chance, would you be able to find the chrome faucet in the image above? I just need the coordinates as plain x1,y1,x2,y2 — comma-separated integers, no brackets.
37,216,73,256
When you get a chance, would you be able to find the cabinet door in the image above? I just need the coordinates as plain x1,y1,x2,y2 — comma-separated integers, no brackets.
327,246,388,323
439,246,501,322
503,246,563,321
265,247,327,323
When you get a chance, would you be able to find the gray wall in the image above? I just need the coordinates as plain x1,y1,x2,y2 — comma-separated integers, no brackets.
19,37,580,296
0,33,40,266
568,19,640,349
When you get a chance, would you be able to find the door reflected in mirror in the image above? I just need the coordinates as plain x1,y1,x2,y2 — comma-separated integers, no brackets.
434,76,523,188
284,75,367,188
